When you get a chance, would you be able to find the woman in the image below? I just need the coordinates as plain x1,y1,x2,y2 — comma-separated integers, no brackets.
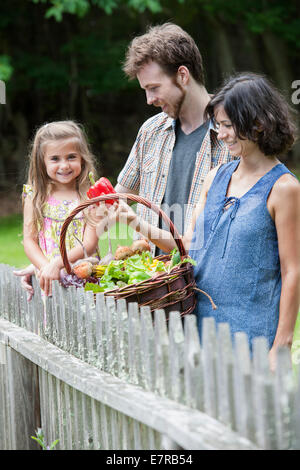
99,73,300,370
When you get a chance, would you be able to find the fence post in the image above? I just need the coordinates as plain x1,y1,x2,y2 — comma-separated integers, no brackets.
275,347,296,449
233,332,255,442
6,345,41,449
253,337,278,449
140,306,155,391
0,340,11,449
168,311,185,403
154,309,170,397
202,317,218,418
183,314,204,411
216,323,236,429
292,368,300,449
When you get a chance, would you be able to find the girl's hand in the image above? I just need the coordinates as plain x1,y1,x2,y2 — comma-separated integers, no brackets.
13,264,35,301
38,260,61,296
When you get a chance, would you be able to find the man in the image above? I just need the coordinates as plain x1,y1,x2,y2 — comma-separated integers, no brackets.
15,22,233,294
115,23,232,255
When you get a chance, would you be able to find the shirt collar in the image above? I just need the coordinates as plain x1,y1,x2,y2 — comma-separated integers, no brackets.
163,116,218,133
161,115,175,131
208,119,218,133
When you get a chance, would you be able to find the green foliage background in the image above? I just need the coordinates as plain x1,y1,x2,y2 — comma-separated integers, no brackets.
0,0,299,199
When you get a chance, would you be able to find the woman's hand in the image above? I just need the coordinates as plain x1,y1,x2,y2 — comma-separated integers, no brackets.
38,259,61,296
94,201,138,238
268,343,293,373
268,346,277,372
114,200,138,227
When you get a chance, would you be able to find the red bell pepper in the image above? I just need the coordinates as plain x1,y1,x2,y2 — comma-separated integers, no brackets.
87,172,116,205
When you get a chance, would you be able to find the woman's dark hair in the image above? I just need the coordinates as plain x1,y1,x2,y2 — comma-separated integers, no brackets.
206,72,298,156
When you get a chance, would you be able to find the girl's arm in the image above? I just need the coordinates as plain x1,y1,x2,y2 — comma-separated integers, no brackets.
23,196,49,270
38,221,99,296
268,175,300,371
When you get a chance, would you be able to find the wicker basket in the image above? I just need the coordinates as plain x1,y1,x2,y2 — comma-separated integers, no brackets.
59,193,196,318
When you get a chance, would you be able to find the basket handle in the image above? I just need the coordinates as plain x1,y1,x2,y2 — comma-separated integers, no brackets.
60,193,187,274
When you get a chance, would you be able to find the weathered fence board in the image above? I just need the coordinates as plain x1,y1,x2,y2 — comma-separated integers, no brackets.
0,264,299,450
0,317,259,450
5,345,40,449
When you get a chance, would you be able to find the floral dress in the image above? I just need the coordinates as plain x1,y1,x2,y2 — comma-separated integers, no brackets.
23,184,85,262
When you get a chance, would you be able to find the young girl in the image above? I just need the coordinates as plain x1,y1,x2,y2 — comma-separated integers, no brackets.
103,73,300,370
14,120,99,298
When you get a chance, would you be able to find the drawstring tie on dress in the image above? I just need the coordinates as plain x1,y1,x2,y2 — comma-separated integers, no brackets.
221,197,240,258
208,196,240,258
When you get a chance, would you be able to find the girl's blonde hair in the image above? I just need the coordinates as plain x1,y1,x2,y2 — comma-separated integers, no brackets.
26,120,98,232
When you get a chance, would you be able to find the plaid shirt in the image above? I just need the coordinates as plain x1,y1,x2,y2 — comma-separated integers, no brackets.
118,112,233,254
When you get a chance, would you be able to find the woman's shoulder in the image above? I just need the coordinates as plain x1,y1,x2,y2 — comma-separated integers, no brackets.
273,170,300,195
273,162,299,188
269,169,300,212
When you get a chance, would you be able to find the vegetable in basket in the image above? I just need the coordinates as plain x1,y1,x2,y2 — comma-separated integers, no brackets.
84,249,196,293
86,172,116,264
114,239,151,260
86,172,116,205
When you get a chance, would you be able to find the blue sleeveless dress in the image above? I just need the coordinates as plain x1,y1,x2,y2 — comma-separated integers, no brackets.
189,160,296,350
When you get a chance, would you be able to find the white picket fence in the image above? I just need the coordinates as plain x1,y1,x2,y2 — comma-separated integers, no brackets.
0,263,299,450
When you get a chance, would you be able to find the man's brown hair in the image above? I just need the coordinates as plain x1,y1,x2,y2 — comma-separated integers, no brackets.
123,23,205,85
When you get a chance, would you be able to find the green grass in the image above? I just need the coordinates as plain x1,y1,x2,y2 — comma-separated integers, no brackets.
0,213,133,268
0,214,28,268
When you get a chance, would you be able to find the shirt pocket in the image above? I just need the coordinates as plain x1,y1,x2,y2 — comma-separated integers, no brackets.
141,154,157,198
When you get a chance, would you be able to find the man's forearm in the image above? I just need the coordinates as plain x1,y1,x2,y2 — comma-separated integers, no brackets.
114,183,139,195
114,183,139,206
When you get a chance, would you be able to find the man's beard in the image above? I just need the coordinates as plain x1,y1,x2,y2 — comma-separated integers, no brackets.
167,93,185,119
166,77,186,119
